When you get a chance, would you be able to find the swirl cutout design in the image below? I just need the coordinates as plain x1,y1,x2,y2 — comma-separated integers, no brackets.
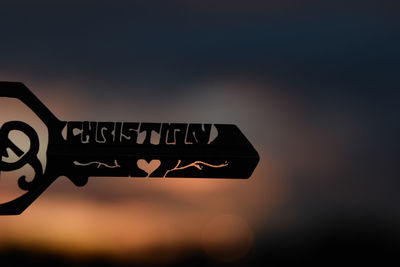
0,121,43,191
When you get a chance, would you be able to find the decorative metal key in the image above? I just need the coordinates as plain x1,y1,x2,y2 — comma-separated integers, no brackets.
0,82,259,215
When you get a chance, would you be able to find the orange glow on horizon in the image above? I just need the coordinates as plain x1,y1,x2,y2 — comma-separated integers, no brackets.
0,79,287,264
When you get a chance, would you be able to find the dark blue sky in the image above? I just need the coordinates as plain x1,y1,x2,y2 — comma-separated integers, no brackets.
1,1,399,93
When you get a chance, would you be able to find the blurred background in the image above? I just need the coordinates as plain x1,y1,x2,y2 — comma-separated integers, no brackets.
0,1,399,265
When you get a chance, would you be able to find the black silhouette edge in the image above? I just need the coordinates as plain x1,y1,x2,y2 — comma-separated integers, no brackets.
0,82,63,215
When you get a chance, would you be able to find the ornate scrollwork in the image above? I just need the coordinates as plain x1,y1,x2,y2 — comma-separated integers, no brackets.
0,121,43,191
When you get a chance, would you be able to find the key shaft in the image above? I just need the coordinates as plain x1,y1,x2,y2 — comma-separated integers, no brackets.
51,121,259,180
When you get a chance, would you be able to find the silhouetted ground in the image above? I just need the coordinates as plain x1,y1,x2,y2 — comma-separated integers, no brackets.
2,214,399,266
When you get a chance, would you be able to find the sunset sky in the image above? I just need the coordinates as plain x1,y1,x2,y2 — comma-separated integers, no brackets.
1,1,399,265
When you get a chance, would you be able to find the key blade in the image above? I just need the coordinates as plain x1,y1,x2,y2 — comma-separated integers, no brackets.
53,122,259,179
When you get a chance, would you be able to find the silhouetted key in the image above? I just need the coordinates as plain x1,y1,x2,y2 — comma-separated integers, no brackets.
0,82,259,215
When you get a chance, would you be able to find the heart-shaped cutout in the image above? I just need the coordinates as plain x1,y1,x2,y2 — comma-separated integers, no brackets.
137,159,161,177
